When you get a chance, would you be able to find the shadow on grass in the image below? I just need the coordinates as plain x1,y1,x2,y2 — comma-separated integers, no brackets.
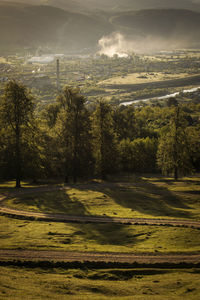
76,177,192,219
57,176,197,247
3,176,196,247
5,187,149,247
115,180,192,218
12,189,88,216
69,222,146,247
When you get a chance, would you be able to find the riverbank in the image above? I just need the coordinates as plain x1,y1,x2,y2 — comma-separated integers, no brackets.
121,86,200,106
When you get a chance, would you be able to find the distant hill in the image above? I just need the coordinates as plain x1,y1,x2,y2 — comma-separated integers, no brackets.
1,0,200,12
0,2,199,54
0,2,113,53
111,9,200,49
106,0,200,12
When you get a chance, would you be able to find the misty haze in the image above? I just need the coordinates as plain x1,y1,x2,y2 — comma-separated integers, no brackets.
0,1,200,299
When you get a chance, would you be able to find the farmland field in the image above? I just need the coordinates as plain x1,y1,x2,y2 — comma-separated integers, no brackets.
98,72,190,86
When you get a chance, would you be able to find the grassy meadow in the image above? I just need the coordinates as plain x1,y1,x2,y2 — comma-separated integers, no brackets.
0,215,199,253
0,175,200,253
0,175,200,299
3,175,200,220
0,266,200,300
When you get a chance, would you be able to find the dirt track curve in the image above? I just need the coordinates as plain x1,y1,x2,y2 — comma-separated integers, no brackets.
0,192,200,228
0,186,200,264
0,249,200,264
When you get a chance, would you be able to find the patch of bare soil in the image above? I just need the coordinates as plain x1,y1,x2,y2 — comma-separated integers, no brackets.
0,249,199,264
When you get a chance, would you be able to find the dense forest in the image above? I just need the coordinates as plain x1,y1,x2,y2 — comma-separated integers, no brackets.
0,80,200,187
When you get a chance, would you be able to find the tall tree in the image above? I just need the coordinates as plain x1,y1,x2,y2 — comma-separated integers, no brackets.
157,106,192,180
1,80,34,187
92,101,118,179
56,87,93,183
113,105,136,141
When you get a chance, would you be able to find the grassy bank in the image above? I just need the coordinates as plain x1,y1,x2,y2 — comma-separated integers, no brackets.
3,175,200,220
0,215,199,253
0,266,200,299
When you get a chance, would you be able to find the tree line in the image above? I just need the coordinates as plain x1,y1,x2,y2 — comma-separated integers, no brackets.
0,80,200,187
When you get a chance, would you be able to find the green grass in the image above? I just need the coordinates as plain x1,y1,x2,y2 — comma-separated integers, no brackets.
2,175,200,220
0,266,200,299
0,176,199,299
0,216,199,253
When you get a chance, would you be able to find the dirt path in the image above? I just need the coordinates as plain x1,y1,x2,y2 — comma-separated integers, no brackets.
1,189,200,228
1,204,200,228
0,187,200,265
0,249,199,264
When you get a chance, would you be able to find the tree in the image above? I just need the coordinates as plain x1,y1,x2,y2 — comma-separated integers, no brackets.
113,105,136,141
92,101,118,179
0,114,14,179
185,126,200,172
1,80,34,187
157,106,193,180
56,87,93,183
119,137,157,173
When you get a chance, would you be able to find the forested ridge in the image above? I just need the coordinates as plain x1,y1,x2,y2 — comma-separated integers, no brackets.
0,80,200,187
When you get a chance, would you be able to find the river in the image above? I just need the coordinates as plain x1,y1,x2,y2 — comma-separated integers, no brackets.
120,86,200,106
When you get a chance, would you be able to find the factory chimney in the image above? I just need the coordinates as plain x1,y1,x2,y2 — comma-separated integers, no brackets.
56,59,60,92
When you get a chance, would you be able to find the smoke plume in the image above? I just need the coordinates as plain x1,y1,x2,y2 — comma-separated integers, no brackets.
98,31,195,56
98,32,131,57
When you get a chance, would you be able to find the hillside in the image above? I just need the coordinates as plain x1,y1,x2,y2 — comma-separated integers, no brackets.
106,0,200,12
110,9,200,50
1,0,200,12
0,2,113,53
0,2,200,54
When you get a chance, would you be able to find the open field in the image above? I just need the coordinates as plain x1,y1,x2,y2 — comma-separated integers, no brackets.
2,175,200,220
0,266,200,300
0,176,200,253
96,73,200,104
0,175,199,298
100,74,200,92
0,215,200,253
98,72,190,86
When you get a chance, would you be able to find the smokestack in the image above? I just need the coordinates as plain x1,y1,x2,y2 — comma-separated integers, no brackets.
56,59,60,92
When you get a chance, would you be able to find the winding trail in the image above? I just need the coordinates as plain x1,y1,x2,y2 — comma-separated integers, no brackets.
0,191,200,228
0,186,200,264
0,249,200,264
1,203,200,228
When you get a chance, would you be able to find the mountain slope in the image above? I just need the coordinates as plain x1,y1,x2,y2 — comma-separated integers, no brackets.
110,9,200,50
0,2,113,53
111,9,200,37
1,0,200,12
0,2,200,54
